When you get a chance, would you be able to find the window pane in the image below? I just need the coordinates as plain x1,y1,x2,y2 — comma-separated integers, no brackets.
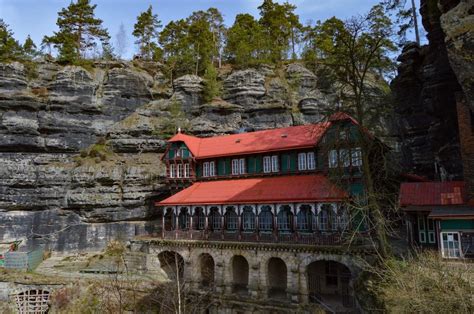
170,164,175,178
259,207,273,231
278,206,292,231
263,156,271,173
307,152,315,170
329,150,338,168
351,147,362,166
298,153,307,171
232,159,239,175
340,149,350,167
271,155,279,172
242,207,256,231
239,158,246,174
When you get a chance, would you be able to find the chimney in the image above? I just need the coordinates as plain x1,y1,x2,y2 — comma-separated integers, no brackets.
456,93,474,203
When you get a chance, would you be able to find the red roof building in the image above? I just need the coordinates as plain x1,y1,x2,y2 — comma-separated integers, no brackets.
159,175,347,206
155,112,371,245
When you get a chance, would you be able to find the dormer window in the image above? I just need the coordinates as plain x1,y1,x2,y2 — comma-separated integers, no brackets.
203,161,216,177
298,152,316,171
263,155,279,173
232,158,245,175
329,147,362,168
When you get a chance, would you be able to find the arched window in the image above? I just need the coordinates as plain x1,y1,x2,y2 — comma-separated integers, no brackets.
193,207,206,230
164,207,175,231
225,206,238,231
209,207,222,231
259,206,273,231
277,205,293,232
178,207,190,230
319,206,330,231
297,205,312,232
242,206,256,231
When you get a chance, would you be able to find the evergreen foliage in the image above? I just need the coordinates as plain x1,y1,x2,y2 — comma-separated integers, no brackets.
133,5,162,60
202,63,221,103
42,0,110,64
0,19,24,62
225,14,267,67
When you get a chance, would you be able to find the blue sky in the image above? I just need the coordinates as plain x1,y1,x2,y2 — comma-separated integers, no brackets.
0,0,423,58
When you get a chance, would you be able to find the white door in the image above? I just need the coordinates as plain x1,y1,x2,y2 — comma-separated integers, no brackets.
441,232,462,258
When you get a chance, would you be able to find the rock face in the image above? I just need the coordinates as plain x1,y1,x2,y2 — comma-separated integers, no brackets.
391,0,465,179
439,0,474,111
0,60,377,251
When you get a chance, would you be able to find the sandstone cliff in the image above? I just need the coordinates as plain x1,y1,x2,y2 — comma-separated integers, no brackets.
0,60,338,251
391,0,473,180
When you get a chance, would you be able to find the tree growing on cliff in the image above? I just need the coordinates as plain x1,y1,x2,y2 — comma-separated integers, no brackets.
225,14,268,67
258,0,302,62
133,5,162,60
0,19,24,62
43,0,110,63
310,5,398,257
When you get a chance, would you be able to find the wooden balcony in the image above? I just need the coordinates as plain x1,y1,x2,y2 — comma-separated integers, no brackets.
160,229,346,246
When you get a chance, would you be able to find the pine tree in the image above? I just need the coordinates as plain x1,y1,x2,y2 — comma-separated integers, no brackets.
23,35,38,58
258,0,302,62
225,14,267,67
202,63,221,103
133,5,162,60
159,19,194,79
0,19,24,61
44,0,109,63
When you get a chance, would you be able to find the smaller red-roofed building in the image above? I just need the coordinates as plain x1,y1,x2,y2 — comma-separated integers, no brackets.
400,181,474,259
399,98,474,259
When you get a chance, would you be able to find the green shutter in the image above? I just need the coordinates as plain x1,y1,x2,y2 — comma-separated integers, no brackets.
225,159,231,174
255,156,262,173
168,149,174,159
350,182,364,196
196,163,202,177
248,156,255,174
282,154,289,172
218,159,225,175
289,153,297,171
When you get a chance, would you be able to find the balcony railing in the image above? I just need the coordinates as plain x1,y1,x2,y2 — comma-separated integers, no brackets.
160,229,348,246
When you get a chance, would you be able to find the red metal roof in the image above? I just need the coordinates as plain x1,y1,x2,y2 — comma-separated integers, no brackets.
168,123,331,159
156,174,348,206
399,181,466,207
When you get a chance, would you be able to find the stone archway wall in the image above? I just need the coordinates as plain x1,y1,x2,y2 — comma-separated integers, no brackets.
134,240,369,307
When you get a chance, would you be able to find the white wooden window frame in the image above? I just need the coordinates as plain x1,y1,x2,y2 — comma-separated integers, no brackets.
418,215,426,244
271,155,279,172
263,156,271,173
203,162,210,177
427,218,436,244
209,161,216,177
351,147,362,167
298,152,307,171
239,158,246,174
176,164,182,178
169,164,175,178
307,152,316,170
231,159,239,175
184,163,190,178
440,232,462,258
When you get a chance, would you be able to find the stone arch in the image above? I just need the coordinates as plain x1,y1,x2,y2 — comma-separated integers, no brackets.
199,253,215,287
231,255,249,294
267,257,287,299
158,250,185,281
306,259,354,310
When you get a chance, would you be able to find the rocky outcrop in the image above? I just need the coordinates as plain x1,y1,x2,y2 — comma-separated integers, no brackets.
391,0,464,179
0,60,380,251
439,0,474,111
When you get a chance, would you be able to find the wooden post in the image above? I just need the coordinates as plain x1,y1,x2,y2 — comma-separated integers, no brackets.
162,209,165,238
